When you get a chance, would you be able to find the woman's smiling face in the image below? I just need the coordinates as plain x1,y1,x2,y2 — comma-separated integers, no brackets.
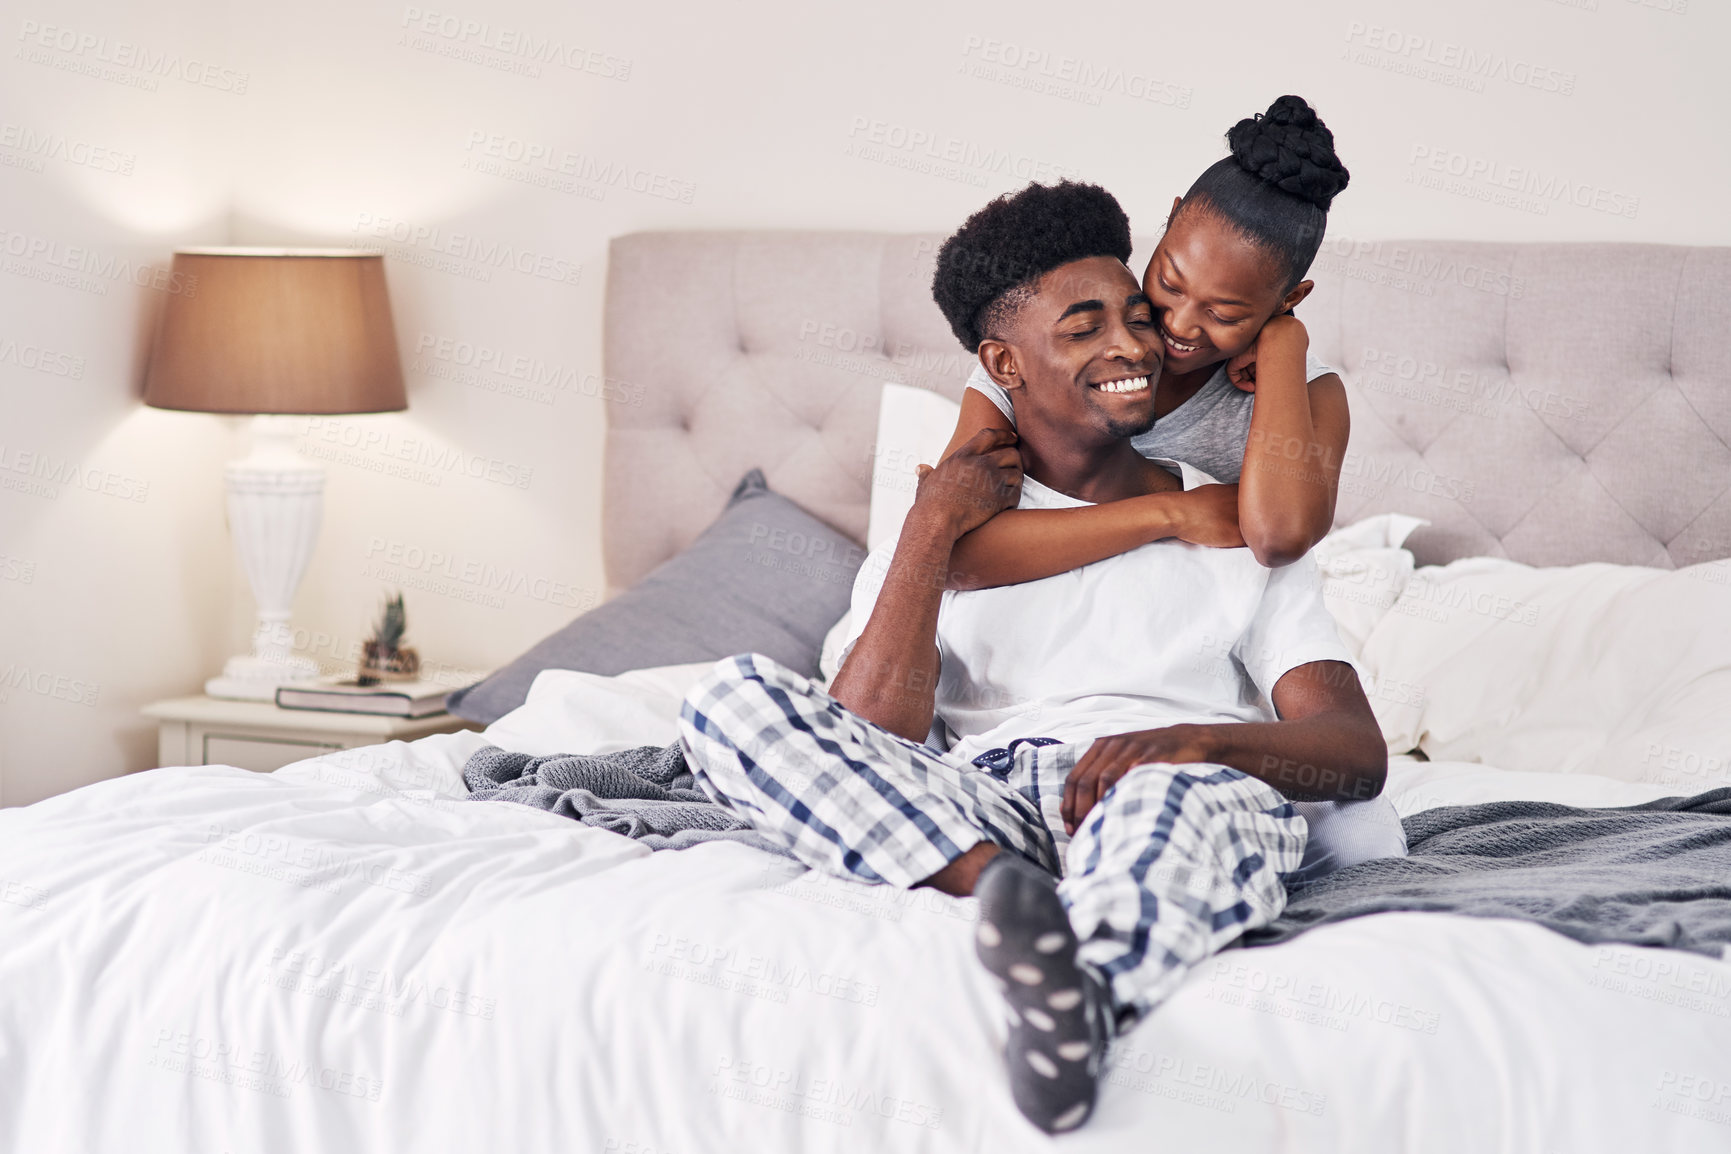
1141,201,1298,375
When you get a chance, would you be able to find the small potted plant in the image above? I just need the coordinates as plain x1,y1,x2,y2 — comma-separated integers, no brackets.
357,592,421,684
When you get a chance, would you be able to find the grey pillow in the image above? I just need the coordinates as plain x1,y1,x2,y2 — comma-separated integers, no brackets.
446,470,865,724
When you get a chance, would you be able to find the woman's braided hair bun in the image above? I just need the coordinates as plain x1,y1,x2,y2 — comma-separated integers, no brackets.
1226,95,1350,211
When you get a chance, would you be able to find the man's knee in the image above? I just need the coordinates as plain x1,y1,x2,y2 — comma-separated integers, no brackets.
680,654,825,778
1126,760,1259,794
686,652,815,708
1113,760,1213,795
690,653,758,699
678,657,762,772
683,655,788,736
1094,761,1278,822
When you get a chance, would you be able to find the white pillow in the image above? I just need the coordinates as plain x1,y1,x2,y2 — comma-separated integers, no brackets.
481,663,716,756
867,383,962,552
1314,513,1427,658
1358,556,1731,787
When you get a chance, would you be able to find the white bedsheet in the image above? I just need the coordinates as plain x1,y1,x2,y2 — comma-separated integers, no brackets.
2,738,1728,1153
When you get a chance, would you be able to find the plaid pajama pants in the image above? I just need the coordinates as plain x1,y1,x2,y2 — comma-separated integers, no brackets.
678,654,1307,1024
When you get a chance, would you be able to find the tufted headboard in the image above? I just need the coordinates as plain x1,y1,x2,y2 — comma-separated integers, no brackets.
604,232,1731,592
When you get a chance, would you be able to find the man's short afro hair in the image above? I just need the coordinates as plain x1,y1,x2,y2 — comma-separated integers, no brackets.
931,180,1133,351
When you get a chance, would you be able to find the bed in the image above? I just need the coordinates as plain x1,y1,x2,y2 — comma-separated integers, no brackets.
2,234,1728,1153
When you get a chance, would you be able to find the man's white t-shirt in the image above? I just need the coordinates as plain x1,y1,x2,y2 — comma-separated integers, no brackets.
839,461,1356,764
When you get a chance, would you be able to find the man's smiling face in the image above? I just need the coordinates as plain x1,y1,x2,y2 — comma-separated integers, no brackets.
983,255,1164,443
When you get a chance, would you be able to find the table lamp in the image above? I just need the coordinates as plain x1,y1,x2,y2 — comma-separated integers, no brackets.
143,248,406,700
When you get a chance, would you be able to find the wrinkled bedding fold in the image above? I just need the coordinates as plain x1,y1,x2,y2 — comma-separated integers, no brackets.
1249,788,1731,956
462,743,792,857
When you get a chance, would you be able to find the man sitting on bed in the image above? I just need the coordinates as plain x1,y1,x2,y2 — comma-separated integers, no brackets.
677,180,1389,1134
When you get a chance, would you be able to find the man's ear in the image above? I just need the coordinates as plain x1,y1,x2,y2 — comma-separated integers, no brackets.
976,339,1022,391
1280,279,1315,314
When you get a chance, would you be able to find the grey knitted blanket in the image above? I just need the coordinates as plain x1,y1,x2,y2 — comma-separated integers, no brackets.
462,744,790,857
466,745,1731,958
1247,788,1731,957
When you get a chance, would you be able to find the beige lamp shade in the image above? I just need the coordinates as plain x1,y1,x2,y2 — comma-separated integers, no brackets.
143,248,407,414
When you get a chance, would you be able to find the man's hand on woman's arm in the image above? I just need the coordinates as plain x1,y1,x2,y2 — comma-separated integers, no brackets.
1060,659,1386,834
828,428,1022,741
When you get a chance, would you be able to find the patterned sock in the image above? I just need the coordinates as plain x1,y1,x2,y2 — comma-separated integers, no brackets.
973,853,1111,1134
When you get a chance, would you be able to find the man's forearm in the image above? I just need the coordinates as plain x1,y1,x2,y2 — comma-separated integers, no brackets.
828,511,959,742
1196,715,1387,802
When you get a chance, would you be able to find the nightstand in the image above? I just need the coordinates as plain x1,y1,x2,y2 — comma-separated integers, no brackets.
142,695,478,773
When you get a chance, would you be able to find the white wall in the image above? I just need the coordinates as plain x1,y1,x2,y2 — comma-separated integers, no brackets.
1,0,1721,804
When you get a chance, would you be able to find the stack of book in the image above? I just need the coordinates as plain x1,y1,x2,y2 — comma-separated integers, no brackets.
275,675,454,718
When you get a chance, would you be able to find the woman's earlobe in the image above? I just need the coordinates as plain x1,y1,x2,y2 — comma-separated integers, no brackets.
1284,279,1316,312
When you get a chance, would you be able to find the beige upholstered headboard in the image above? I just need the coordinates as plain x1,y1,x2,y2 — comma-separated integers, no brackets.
604,232,1731,592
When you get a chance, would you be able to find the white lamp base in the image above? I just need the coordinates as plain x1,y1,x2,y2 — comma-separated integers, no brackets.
205,656,321,702
205,415,325,702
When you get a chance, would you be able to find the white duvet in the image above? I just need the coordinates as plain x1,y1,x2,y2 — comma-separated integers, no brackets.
3,730,1729,1153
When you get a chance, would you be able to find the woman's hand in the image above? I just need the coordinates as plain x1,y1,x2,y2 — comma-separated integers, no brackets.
1225,313,1309,393
1164,484,1245,549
